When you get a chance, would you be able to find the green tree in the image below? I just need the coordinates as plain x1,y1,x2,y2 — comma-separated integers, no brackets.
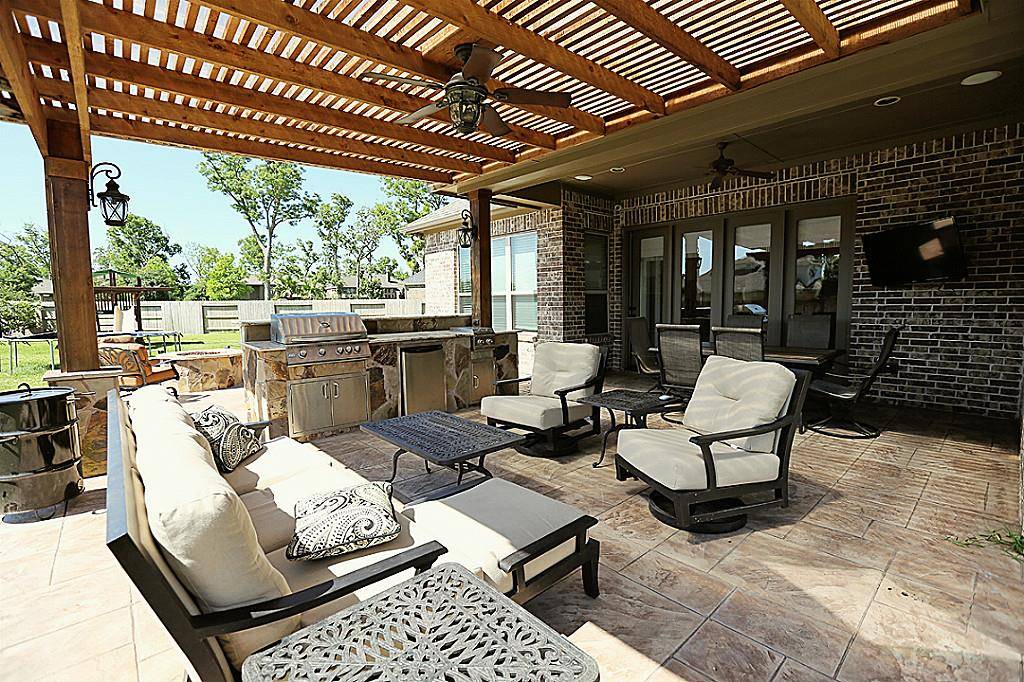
369,179,446,272
313,193,354,288
339,207,386,295
182,244,250,300
93,214,185,296
275,240,328,300
0,223,51,296
198,153,318,299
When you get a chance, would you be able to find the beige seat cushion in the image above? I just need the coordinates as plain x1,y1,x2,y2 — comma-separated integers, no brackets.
480,394,591,430
618,426,780,490
240,465,375,553
402,478,581,594
530,342,602,400
224,437,340,495
137,415,297,669
266,514,447,627
682,355,796,453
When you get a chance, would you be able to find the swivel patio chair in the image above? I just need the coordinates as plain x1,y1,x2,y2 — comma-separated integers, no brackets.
483,342,607,457
615,355,810,533
805,325,902,439
98,342,178,389
712,326,765,361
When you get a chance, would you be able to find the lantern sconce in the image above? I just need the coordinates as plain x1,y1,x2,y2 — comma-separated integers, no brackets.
89,162,131,227
458,208,476,248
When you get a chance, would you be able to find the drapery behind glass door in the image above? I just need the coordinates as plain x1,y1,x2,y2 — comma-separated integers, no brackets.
638,236,665,340
681,230,713,340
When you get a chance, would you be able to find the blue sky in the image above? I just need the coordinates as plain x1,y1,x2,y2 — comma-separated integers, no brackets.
0,120,404,268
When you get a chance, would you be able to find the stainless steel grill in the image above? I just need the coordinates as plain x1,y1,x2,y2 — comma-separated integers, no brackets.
270,313,371,367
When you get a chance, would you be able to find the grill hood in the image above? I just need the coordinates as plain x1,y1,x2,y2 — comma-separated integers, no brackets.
270,312,368,344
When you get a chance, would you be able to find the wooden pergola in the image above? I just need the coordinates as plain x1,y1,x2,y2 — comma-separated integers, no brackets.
0,0,974,371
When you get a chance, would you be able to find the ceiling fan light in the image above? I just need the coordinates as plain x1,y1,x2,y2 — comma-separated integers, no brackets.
447,85,487,133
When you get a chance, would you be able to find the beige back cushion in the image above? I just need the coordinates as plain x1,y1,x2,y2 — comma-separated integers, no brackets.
133,399,298,669
129,392,216,473
530,342,602,401
682,355,796,453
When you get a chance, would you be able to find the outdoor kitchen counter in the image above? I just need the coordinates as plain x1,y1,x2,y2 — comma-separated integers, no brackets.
242,329,519,439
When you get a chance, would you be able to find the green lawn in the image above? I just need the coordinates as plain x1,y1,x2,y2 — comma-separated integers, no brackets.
0,331,241,392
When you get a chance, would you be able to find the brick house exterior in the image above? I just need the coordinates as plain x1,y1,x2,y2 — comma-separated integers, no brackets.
424,122,1024,420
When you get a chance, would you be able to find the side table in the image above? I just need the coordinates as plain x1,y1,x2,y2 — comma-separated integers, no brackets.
241,562,600,682
578,389,684,468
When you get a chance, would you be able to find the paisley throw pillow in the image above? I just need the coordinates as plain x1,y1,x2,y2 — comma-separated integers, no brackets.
286,482,401,562
192,406,262,473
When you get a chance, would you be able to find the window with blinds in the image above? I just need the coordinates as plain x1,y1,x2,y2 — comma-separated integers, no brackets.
457,233,538,332
584,233,609,334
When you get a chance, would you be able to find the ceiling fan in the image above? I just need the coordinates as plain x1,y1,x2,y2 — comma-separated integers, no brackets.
361,43,572,137
707,141,774,190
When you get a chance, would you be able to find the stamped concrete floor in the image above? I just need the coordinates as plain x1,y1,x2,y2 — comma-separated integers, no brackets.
1,380,1021,681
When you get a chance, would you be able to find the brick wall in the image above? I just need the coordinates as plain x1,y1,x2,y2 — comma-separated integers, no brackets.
618,122,1024,419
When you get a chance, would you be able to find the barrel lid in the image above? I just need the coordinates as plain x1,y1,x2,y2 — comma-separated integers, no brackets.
0,385,75,404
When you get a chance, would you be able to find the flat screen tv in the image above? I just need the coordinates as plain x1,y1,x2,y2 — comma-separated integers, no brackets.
862,218,967,286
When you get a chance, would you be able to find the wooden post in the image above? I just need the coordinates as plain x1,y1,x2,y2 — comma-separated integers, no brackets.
44,119,100,372
468,189,492,328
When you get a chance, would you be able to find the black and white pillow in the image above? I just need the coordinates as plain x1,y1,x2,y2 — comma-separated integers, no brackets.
192,406,262,472
286,482,401,562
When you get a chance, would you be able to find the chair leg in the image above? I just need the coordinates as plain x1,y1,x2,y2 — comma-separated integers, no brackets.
582,541,600,598
807,414,880,439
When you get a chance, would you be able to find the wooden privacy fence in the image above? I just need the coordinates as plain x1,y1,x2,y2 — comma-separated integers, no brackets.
40,299,426,335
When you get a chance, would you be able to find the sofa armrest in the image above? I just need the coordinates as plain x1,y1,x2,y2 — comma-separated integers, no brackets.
688,416,795,490
189,541,447,637
553,375,602,424
498,516,597,574
243,420,273,441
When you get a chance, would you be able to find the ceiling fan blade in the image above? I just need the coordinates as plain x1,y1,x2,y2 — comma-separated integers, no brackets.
492,87,572,108
479,104,511,136
733,169,774,180
362,71,444,89
397,101,448,125
461,44,504,82
709,174,724,190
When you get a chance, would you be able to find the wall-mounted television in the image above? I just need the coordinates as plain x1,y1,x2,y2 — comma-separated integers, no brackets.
862,218,967,286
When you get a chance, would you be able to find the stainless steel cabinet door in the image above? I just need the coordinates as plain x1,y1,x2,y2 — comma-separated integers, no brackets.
287,380,333,437
471,357,495,404
330,375,369,428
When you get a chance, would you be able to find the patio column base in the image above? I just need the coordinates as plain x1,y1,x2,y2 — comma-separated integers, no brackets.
648,491,748,533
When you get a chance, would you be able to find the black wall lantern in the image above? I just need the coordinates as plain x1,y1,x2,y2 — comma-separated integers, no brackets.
89,162,130,227
458,208,476,248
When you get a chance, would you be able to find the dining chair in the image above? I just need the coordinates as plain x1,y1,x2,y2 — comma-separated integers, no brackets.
656,324,703,398
712,326,764,361
785,314,833,349
624,317,660,377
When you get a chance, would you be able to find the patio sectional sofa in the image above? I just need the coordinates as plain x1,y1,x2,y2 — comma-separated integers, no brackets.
105,386,599,682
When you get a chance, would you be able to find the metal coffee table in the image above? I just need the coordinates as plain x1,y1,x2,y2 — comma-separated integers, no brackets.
361,410,524,485
578,389,685,468
241,563,600,682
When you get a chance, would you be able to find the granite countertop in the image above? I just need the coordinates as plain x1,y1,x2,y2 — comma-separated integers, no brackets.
242,340,286,353
368,330,460,344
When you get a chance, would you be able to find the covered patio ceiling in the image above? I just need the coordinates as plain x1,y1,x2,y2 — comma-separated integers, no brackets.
0,0,980,186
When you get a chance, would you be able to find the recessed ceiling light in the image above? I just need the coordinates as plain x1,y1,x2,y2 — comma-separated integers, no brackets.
573,174,593,181
960,70,1002,86
609,166,626,174
873,95,901,107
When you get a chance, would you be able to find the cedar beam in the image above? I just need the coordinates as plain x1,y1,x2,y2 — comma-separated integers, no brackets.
402,0,667,115
588,0,741,90
469,189,492,328
0,0,48,153
91,115,453,184
34,77,481,175
780,0,841,60
57,0,90,160
44,117,99,371
22,35,514,163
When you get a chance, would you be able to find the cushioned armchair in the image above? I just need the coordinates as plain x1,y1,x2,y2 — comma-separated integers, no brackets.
615,355,810,533
482,342,606,457
98,342,178,388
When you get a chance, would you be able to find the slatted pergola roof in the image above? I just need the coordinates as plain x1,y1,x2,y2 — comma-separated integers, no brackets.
0,0,975,185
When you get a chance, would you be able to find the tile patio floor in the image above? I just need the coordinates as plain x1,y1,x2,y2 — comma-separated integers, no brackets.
1,377,1021,681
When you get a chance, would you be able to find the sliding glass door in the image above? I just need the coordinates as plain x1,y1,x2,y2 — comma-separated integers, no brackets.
627,227,671,343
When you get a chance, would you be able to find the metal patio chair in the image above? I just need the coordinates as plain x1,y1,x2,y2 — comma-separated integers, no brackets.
712,326,765,361
804,325,902,439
